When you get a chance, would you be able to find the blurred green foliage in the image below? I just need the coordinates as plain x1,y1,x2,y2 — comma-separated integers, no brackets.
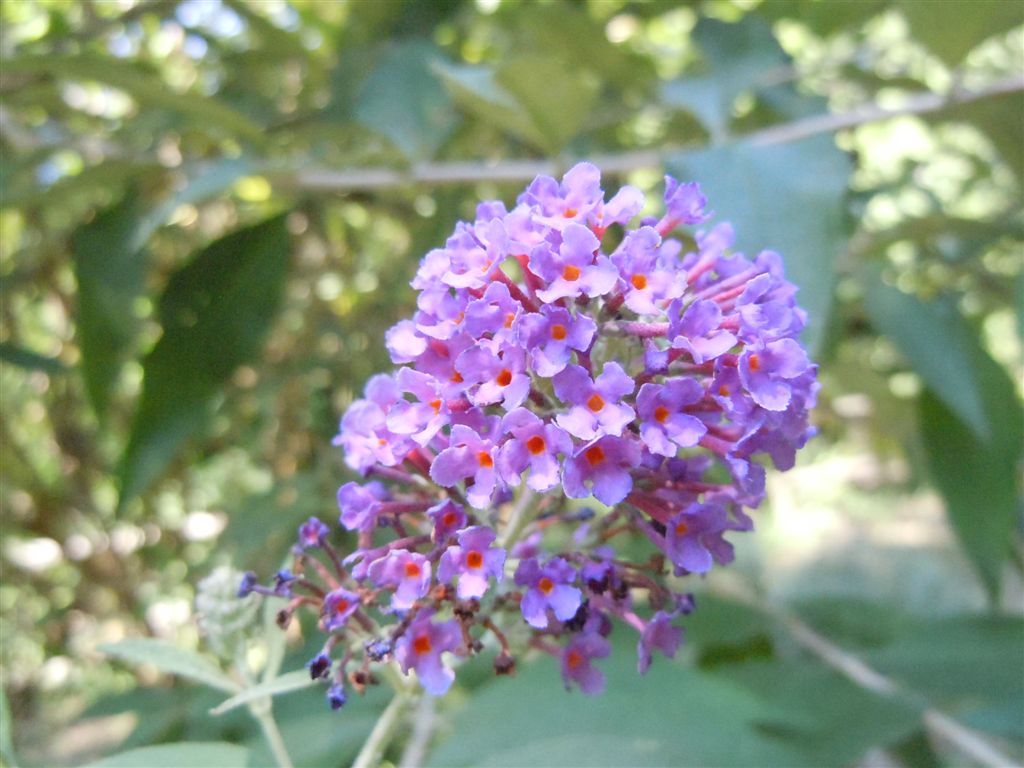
0,0,1021,766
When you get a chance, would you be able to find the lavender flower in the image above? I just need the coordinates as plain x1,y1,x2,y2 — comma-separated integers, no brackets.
245,163,817,707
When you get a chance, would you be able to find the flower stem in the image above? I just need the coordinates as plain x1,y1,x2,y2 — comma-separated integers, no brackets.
254,707,294,768
353,686,417,768
498,487,537,551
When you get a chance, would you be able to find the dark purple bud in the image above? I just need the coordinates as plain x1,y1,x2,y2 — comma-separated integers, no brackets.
307,653,331,680
326,684,347,711
237,571,258,598
273,570,296,596
564,599,590,632
364,639,392,662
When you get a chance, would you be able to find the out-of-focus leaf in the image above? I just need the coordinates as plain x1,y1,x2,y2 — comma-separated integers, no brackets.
865,614,1024,703
427,641,806,767
714,661,922,766
918,390,1020,599
505,4,655,94
863,282,993,440
434,61,548,151
684,596,775,668
495,55,600,153
898,0,1024,67
3,55,265,143
792,596,910,650
962,698,1024,741
760,0,887,36
99,639,240,694
0,343,67,375
354,39,455,161
662,16,788,138
671,135,850,355
209,670,316,716
261,594,288,684
85,742,249,768
0,688,16,768
118,216,290,506
72,194,148,417
932,90,1024,182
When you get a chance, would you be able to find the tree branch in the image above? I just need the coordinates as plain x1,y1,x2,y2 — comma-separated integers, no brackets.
274,75,1023,193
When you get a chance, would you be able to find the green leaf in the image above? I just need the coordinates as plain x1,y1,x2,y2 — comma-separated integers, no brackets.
932,90,1024,182
433,61,549,151
72,194,148,417
918,390,1020,599
354,40,455,161
428,642,805,767
85,742,249,768
865,614,1024,703
4,55,265,143
495,55,600,153
714,661,922,766
99,638,240,693
898,0,1024,67
662,17,788,139
118,216,290,505
0,688,17,768
209,670,317,716
0,343,66,375
671,135,851,356
863,278,1023,456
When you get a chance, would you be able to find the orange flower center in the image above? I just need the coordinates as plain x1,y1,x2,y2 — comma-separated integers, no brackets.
718,385,729,396
404,562,422,578
630,274,648,290
538,576,554,595
429,399,442,414
466,550,484,569
584,445,605,466
442,511,457,527
413,634,432,655
654,405,669,423
477,451,493,468
551,324,568,341
587,393,605,412
566,649,583,669
504,312,516,329
563,207,578,218
333,598,349,614
748,353,761,372
496,368,513,387
562,265,581,281
526,435,546,455
674,520,689,536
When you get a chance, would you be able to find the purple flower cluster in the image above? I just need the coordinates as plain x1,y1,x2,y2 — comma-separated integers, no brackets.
242,164,817,706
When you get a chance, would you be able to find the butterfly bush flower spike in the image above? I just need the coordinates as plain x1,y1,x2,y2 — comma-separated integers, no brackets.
241,163,818,707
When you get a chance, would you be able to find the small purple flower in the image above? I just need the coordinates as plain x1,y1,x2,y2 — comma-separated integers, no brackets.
636,381,707,457
660,178,709,230
531,224,618,303
664,502,729,574
561,631,611,695
738,338,811,411
429,425,502,509
367,550,432,611
497,408,573,492
611,227,683,315
668,299,737,364
637,611,684,674
237,571,257,598
298,516,330,549
514,557,581,629
562,435,641,506
337,481,388,533
273,569,296,596
516,305,596,378
395,612,462,696
462,282,522,343
386,367,452,446
438,526,506,600
554,362,636,441
333,374,410,473
428,499,467,542
322,588,361,632
455,345,530,410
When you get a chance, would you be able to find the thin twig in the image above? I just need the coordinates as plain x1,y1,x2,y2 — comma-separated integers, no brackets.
273,75,1023,193
352,687,416,768
398,693,437,768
